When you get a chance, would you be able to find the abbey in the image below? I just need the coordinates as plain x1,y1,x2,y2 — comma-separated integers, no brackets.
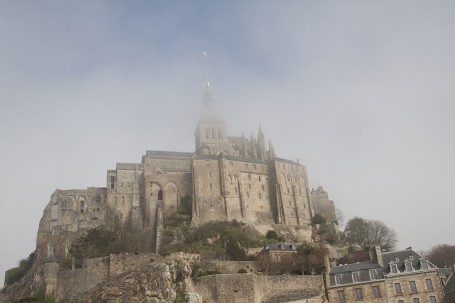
35,77,320,265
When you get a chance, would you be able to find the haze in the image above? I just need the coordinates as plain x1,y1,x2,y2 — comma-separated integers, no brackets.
1,1,454,287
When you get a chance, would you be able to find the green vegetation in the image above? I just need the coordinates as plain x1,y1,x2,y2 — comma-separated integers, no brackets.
237,268,247,273
312,214,339,244
265,230,285,242
161,219,259,260
4,251,35,286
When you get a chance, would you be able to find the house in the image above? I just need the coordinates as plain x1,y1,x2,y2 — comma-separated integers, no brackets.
323,246,446,303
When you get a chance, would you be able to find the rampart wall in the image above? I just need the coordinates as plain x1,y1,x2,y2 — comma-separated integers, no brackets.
195,273,322,303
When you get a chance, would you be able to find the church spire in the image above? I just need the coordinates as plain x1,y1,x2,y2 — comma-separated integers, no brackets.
202,52,214,110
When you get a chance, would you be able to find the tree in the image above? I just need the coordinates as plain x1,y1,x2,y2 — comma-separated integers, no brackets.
344,217,397,251
426,244,455,269
368,219,397,251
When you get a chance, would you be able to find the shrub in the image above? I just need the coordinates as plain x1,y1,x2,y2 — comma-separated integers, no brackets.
266,230,279,240
312,214,326,225
237,268,247,273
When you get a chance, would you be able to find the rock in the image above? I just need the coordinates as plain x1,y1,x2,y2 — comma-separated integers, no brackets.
186,292,203,303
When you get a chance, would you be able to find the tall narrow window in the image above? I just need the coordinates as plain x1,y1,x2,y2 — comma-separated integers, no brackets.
410,281,417,293
337,290,346,303
429,296,437,303
208,171,212,178
372,285,381,298
354,288,363,300
395,283,402,295
412,298,420,303
110,176,115,189
234,187,237,194
209,183,213,190
80,200,85,213
158,190,163,201
426,278,434,291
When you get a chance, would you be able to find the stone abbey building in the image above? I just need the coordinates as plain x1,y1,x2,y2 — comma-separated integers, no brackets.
35,77,327,265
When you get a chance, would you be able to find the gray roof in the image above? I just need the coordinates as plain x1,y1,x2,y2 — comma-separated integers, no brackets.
328,248,437,287
445,273,455,295
264,243,299,251
145,150,193,158
330,261,381,274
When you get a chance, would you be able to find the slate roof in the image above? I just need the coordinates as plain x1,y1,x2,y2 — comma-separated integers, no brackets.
382,249,436,274
445,273,455,295
263,243,299,251
328,248,438,287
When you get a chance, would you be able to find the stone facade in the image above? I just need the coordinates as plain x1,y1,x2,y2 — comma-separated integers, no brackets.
195,274,322,303
34,77,329,265
324,246,446,303
311,186,337,224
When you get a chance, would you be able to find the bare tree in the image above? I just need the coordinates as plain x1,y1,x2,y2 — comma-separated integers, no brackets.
368,220,397,251
344,217,398,251
426,244,455,269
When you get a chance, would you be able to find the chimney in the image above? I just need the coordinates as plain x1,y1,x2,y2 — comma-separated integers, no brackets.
371,245,384,267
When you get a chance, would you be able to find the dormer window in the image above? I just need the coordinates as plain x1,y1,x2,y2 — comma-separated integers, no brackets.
370,269,378,279
390,264,398,274
420,260,429,270
405,262,413,272
352,271,360,282
335,274,343,285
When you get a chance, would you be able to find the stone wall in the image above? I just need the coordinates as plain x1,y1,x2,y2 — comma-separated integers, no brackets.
195,273,323,303
201,260,258,274
109,253,163,276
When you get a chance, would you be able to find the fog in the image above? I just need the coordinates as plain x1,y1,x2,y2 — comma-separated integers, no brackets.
1,1,454,286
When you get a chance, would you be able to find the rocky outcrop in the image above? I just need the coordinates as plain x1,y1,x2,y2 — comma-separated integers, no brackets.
65,254,201,303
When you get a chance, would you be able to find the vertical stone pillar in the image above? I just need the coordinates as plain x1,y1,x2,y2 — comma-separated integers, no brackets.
43,261,59,298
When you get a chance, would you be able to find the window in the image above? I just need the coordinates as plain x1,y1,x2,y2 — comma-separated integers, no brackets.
246,192,249,198
412,298,420,303
337,290,346,303
372,285,381,298
259,193,262,199
390,264,398,274
253,164,257,170
405,262,413,272
209,183,213,190
208,172,212,178
420,260,429,270
426,278,434,291
110,176,116,189
259,175,261,181
234,187,237,194
262,185,265,191
352,271,360,282
354,288,363,300
248,174,251,180
249,184,251,190
370,269,378,279
429,296,437,303
80,200,85,213
398,300,404,303
335,274,343,285
394,283,402,295
410,281,417,293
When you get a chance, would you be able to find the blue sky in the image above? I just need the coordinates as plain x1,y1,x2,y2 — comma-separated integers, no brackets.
1,1,455,286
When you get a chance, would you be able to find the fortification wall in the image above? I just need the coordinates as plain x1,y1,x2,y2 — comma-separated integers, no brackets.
195,273,323,303
201,260,258,274
109,253,163,276
195,274,256,303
